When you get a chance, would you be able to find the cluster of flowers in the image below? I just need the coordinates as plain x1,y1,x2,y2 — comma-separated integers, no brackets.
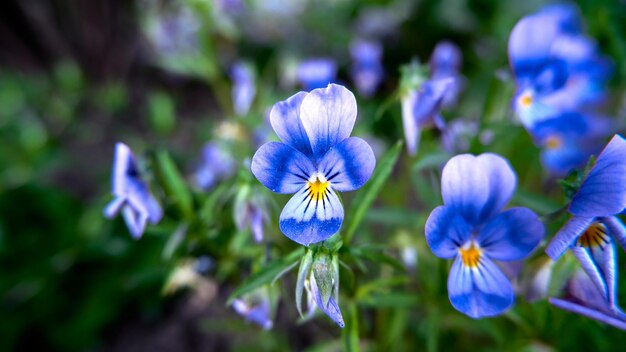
103,1,626,333
508,4,614,176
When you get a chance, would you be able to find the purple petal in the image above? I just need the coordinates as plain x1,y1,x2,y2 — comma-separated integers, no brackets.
122,204,149,239
425,206,472,259
508,14,561,77
299,84,357,162
549,298,626,331
603,216,626,252
570,247,610,303
251,142,315,194
297,59,338,91
279,185,343,245
545,216,593,260
112,142,135,197
310,275,344,327
448,255,514,318
441,153,517,225
570,134,626,217
477,207,544,261
317,137,375,192
269,91,314,158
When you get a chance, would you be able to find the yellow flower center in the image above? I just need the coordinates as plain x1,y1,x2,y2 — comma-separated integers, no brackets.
459,242,482,268
545,135,562,150
519,92,533,108
577,223,609,249
307,175,330,202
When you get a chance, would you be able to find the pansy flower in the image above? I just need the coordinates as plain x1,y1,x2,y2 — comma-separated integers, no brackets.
251,84,376,245
425,153,544,318
104,142,163,239
297,58,338,91
508,4,612,129
401,77,452,156
429,41,463,108
545,135,626,300
550,270,626,330
230,61,256,116
194,142,236,191
530,111,612,176
232,290,274,330
350,39,384,97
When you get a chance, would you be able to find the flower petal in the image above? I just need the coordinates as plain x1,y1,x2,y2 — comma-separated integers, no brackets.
112,142,135,197
508,13,561,78
549,298,626,331
604,216,626,252
251,142,315,194
448,255,514,318
570,134,626,217
478,207,545,261
570,246,610,303
441,153,516,225
279,185,343,245
545,216,593,260
310,274,345,327
122,204,148,239
299,84,357,161
317,137,375,192
425,206,472,259
269,91,314,158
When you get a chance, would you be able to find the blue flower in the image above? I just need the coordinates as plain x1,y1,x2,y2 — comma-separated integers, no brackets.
425,153,545,318
194,142,236,191
234,188,268,243
297,58,338,91
232,289,274,330
508,4,612,129
530,111,612,176
429,41,463,108
401,77,452,156
550,270,626,330
230,62,256,116
350,39,384,97
104,142,163,239
545,135,626,263
251,84,376,245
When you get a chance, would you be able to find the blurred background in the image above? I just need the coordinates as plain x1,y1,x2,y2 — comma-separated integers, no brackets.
1,0,625,351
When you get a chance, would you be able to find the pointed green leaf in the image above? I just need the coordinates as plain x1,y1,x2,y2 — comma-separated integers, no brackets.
153,151,194,220
227,247,304,304
341,301,360,352
344,141,403,243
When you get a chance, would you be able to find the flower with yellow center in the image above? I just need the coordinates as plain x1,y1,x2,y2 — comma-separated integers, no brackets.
459,241,482,268
518,92,533,108
576,223,609,249
307,174,330,202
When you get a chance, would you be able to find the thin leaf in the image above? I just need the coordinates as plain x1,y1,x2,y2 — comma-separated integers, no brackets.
344,141,403,244
154,151,194,220
342,301,360,352
227,247,304,304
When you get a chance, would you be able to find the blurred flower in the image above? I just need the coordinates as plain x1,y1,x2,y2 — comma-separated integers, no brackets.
297,59,338,91
545,137,626,304
350,39,384,97
508,4,612,130
232,289,274,330
252,84,375,245
104,142,162,239
550,270,626,330
425,153,544,318
441,118,478,153
523,257,554,302
144,4,201,58
231,62,256,116
296,247,344,327
400,61,452,155
531,111,612,176
194,142,236,191
234,186,269,243
429,41,463,107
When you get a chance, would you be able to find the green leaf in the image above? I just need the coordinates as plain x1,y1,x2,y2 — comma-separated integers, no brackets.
154,151,194,220
346,246,405,271
344,141,403,243
227,247,304,304
342,301,360,352
148,91,176,134
295,250,313,317
412,151,452,172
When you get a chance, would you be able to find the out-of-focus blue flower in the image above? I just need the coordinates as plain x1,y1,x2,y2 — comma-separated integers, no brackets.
508,4,612,129
400,62,452,155
350,39,384,97
546,135,626,264
234,187,269,243
232,289,274,330
430,41,463,107
297,59,338,91
231,62,256,116
251,84,376,245
104,142,163,239
441,118,478,153
425,153,544,318
194,142,236,191
145,5,201,58
531,111,612,176
550,270,626,330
